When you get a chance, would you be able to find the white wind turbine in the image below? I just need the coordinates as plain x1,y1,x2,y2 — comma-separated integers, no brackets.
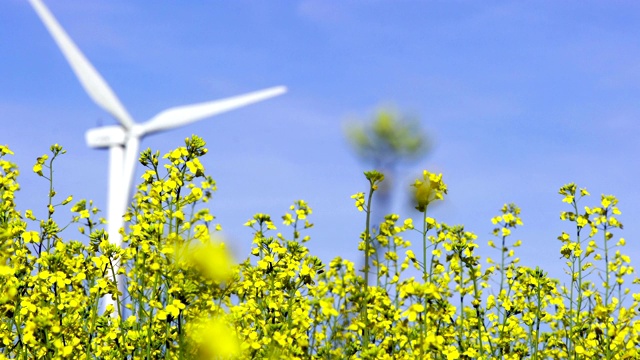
29,0,286,313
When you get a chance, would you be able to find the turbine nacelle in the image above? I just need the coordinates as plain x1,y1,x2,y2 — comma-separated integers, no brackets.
86,126,126,148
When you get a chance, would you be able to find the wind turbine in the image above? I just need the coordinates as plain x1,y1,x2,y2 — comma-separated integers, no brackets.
29,0,286,314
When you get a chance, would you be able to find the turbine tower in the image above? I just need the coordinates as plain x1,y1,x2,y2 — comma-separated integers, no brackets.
29,0,286,314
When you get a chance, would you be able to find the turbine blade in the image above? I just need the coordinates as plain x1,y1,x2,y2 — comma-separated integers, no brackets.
29,0,135,129
140,86,287,135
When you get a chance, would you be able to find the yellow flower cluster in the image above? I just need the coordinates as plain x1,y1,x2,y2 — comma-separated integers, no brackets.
1,140,640,359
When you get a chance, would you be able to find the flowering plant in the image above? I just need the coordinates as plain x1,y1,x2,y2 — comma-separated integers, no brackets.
1,138,639,359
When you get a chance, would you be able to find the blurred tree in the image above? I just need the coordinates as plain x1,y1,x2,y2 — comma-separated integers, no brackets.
346,108,428,172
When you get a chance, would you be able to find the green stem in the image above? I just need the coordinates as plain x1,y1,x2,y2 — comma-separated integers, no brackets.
603,222,610,308
458,291,464,353
421,209,427,359
422,211,428,282
532,278,542,360
565,198,583,359
472,270,484,357
361,186,375,352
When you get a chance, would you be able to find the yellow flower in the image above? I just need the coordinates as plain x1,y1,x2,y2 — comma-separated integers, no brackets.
186,158,204,176
22,231,39,243
282,213,294,226
0,145,13,155
190,187,203,200
320,297,339,317
32,155,48,176
401,303,424,322
351,192,365,211
0,265,14,276
25,210,36,220
412,170,447,212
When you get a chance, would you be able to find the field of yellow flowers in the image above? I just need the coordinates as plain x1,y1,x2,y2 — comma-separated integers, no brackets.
1,136,639,359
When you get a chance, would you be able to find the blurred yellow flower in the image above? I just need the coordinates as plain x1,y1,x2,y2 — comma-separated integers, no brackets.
185,241,234,282
190,317,240,359
412,170,446,212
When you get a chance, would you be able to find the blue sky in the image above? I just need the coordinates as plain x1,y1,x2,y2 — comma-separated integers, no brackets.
3,1,640,283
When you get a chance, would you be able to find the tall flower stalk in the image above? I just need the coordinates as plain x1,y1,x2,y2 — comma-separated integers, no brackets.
410,170,446,357
351,170,384,352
